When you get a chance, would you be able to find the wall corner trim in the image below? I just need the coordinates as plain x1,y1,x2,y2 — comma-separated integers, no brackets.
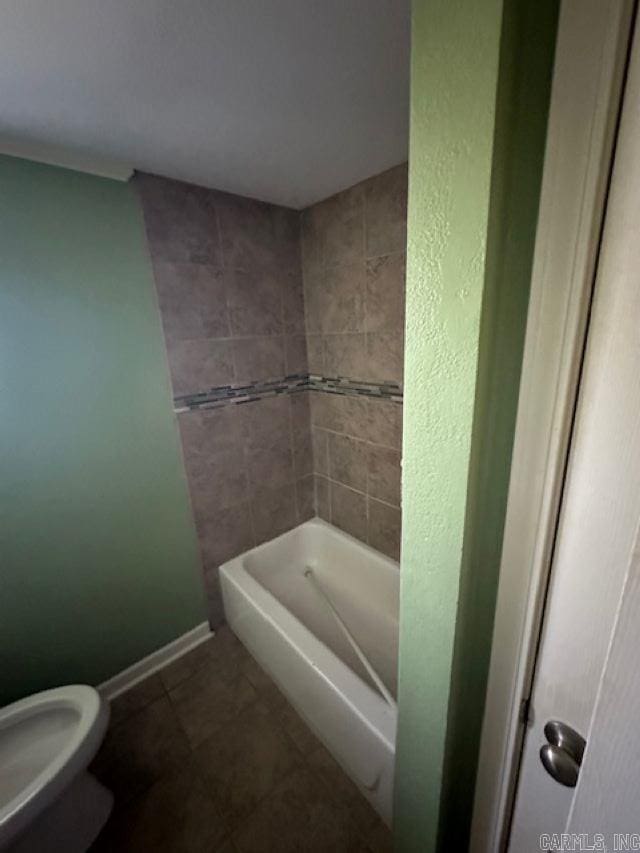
98,621,212,700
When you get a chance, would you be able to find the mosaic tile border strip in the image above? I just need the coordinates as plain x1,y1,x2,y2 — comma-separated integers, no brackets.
173,373,309,413
307,374,403,403
174,373,403,412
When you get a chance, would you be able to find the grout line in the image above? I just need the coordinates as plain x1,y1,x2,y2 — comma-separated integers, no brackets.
244,443,258,548
314,474,400,512
326,430,333,524
287,395,300,522
311,424,400,454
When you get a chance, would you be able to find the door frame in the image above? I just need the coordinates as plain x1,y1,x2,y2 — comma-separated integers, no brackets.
469,1,636,850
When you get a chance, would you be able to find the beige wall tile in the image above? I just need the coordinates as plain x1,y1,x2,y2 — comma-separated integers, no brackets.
323,333,368,379
285,335,308,374
185,445,249,520
310,393,369,438
365,331,404,385
250,483,298,544
178,407,240,462
226,268,283,336
217,192,285,272
302,270,324,334
290,391,311,435
239,395,291,446
246,438,294,490
301,207,323,273
153,261,230,342
306,335,325,373
196,503,255,570
296,475,315,523
135,173,222,266
331,482,367,542
315,475,330,521
367,445,401,507
322,184,365,267
364,163,408,258
291,393,312,477
362,398,403,449
320,263,366,333
311,427,329,475
365,253,406,333
283,274,306,334
367,498,401,561
168,338,235,395
232,336,286,383
141,166,409,585
328,432,368,492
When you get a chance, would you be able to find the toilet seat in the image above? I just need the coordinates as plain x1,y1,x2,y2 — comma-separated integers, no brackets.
0,685,109,849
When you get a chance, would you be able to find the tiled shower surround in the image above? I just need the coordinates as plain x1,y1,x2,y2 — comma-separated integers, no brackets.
135,164,407,624
302,165,406,562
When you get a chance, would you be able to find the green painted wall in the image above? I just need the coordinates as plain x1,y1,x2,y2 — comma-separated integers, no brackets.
395,0,558,849
0,155,205,705
437,1,559,848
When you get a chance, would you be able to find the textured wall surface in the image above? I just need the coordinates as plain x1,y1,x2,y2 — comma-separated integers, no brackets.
395,0,558,849
394,0,504,849
135,173,314,624
437,1,559,847
302,165,407,558
0,156,205,704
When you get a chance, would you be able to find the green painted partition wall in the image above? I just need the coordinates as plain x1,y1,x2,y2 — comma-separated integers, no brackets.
0,155,205,705
395,0,558,849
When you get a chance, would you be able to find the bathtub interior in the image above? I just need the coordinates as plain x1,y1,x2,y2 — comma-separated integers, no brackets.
243,519,400,700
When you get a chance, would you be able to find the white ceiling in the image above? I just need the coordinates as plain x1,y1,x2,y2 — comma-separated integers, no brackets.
0,0,410,208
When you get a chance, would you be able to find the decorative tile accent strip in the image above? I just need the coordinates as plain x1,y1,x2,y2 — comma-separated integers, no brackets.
307,374,403,403
173,374,403,412
173,373,309,413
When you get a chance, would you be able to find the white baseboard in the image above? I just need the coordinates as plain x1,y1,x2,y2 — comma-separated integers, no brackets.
98,621,213,701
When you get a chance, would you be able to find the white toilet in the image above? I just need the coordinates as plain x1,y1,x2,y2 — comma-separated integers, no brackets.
0,685,112,853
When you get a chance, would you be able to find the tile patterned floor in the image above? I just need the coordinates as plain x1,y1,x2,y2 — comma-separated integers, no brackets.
90,627,393,852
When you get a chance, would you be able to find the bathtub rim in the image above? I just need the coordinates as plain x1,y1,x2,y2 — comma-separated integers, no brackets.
219,517,398,750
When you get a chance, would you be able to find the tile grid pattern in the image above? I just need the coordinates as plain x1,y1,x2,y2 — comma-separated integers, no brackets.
134,172,308,397
302,164,407,560
310,393,403,561
136,166,406,623
301,165,407,387
177,394,314,624
135,173,312,625
91,629,392,852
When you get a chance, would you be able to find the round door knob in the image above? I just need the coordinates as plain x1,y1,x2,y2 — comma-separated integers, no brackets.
540,743,580,787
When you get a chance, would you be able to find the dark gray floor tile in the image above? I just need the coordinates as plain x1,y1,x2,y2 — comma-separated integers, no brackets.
92,760,228,853
271,696,322,756
232,766,369,853
194,701,301,828
169,668,258,748
91,695,191,805
159,637,216,692
106,673,165,728
307,744,381,836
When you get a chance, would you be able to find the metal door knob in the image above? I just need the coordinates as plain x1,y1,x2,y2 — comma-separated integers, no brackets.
539,720,586,787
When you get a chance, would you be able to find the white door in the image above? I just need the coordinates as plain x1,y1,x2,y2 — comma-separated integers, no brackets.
508,10,640,851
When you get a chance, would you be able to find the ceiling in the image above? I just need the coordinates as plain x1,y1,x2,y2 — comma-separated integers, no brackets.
0,0,410,209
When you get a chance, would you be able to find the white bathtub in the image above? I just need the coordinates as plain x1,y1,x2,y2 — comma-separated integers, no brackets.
219,517,399,825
